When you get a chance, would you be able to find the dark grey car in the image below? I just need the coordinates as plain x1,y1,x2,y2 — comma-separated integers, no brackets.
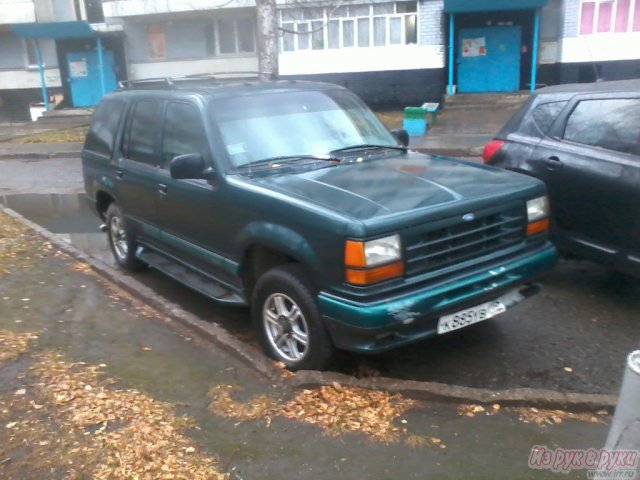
483,79,640,276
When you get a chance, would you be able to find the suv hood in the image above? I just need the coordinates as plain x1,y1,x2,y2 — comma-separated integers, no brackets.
248,152,543,225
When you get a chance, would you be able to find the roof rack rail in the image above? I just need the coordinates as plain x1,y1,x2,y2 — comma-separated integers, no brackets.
117,77,174,89
117,72,266,90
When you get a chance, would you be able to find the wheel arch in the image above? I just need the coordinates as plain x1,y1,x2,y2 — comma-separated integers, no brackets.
96,190,115,220
237,223,325,298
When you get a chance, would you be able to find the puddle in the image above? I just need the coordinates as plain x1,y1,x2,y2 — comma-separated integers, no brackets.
0,193,252,339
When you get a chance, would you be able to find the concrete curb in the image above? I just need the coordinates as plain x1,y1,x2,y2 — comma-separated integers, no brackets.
1,206,618,412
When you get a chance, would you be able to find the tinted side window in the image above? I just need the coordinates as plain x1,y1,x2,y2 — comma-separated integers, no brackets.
161,102,208,168
84,99,124,157
564,99,640,156
531,101,567,134
125,100,162,165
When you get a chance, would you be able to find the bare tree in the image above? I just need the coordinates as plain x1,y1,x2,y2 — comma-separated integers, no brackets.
257,0,279,80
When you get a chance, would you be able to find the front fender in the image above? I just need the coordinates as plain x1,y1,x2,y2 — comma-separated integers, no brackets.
236,221,325,279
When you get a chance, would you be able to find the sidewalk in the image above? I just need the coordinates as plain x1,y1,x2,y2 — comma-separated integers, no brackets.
0,142,82,160
0,209,613,480
409,101,524,158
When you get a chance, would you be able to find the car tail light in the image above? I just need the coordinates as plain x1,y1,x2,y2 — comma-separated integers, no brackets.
482,140,505,164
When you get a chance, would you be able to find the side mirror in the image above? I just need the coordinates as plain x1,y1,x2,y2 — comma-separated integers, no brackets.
391,128,409,147
169,153,214,180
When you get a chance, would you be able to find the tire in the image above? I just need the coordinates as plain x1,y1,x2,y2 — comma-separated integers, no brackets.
105,203,146,272
252,264,334,371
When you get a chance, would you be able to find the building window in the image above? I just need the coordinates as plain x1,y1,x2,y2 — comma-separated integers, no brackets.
24,39,39,68
579,0,640,34
280,2,418,52
205,16,256,56
147,24,166,59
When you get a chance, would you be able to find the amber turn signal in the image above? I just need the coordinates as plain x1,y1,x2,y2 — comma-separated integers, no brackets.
345,262,404,285
526,218,550,236
344,240,366,267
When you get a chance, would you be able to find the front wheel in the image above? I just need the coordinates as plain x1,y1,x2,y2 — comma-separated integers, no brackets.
252,264,334,371
105,203,146,272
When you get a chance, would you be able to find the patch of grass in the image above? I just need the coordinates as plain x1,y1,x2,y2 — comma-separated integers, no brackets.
9,126,88,144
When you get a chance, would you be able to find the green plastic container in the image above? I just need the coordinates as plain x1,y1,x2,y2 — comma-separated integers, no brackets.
403,107,427,136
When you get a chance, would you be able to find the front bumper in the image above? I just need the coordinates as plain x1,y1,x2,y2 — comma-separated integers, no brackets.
317,243,558,353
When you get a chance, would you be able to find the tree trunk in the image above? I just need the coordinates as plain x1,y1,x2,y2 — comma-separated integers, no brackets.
256,0,279,80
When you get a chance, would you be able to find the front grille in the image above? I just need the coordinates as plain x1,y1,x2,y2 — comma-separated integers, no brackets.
404,205,527,278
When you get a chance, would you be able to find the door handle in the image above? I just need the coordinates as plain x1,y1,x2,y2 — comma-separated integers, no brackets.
115,169,124,179
158,183,168,196
543,156,562,170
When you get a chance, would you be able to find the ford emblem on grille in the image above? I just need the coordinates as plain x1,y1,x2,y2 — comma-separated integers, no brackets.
462,213,475,222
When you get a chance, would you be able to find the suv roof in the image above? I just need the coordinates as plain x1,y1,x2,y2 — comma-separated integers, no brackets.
533,79,640,98
109,78,343,101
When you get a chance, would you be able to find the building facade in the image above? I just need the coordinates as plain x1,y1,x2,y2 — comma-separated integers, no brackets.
0,0,126,122
1,0,639,120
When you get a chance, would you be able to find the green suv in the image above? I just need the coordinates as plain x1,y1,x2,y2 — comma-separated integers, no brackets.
82,78,558,370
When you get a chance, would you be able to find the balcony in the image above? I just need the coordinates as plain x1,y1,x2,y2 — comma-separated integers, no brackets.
102,0,255,18
0,0,36,25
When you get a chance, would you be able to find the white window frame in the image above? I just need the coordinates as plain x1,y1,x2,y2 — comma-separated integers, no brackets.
279,2,418,52
207,16,257,56
578,0,640,35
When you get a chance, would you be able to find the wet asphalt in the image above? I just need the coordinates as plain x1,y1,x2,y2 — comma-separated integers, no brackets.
0,158,638,395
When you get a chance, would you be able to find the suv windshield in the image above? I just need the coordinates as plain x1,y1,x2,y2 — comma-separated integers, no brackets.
209,89,397,168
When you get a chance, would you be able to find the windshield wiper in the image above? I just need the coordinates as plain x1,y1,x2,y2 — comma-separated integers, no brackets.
237,155,340,169
331,144,407,154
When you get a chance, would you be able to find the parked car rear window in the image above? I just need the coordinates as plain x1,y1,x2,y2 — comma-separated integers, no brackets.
84,99,124,157
161,102,209,168
124,100,163,166
531,101,567,134
564,98,640,156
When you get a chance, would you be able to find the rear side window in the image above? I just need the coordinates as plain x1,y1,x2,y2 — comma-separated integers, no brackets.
531,101,567,134
84,99,124,157
497,97,534,138
161,102,209,168
564,98,640,156
124,100,163,166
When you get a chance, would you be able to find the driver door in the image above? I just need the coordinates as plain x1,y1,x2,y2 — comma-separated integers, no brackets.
155,100,236,285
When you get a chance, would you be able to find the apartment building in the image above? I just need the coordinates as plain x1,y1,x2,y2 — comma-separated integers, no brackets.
0,0,125,121
1,0,639,121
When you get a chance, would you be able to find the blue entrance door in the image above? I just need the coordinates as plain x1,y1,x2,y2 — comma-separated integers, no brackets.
457,26,521,93
67,50,117,107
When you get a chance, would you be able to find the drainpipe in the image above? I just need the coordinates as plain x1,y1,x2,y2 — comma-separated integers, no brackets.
448,14,455,95
34,40,49,111
96,35,105,98
530,8,540,93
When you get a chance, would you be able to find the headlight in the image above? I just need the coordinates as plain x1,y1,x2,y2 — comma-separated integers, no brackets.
364,234,402,267
344,234,404,285
527,196,549,222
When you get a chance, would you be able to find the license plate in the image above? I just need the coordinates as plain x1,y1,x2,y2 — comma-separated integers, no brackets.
437,299,507,335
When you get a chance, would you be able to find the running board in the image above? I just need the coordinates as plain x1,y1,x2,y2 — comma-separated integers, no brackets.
137,249,246,306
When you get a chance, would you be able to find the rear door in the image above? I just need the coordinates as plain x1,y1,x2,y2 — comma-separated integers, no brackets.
529,94,640,256
116,98,166,245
